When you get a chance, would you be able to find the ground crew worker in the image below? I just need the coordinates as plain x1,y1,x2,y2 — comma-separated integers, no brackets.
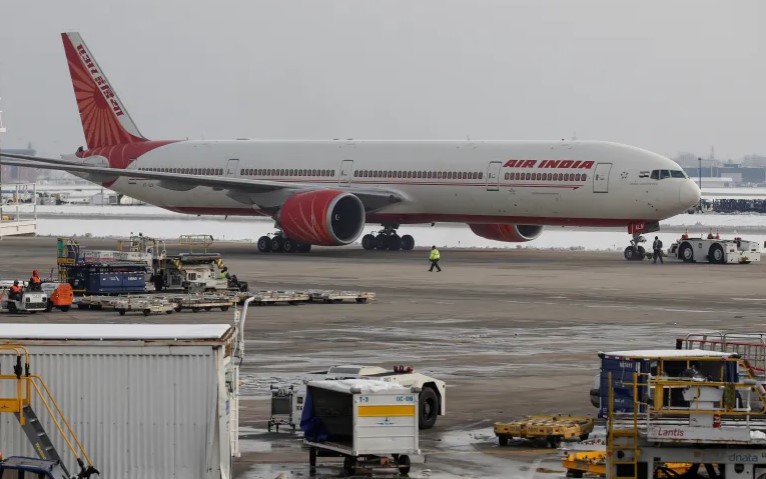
28,270,42,291
9,281,23,301
652,236,664,264
428,246,442,272
219,266,230,280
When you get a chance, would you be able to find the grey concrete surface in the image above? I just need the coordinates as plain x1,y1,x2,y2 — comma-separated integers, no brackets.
1,237,764,478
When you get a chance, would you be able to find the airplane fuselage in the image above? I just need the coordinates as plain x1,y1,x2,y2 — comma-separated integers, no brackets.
98,139,700,227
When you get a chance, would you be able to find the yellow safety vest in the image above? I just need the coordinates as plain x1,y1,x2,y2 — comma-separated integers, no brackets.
429,249,440,260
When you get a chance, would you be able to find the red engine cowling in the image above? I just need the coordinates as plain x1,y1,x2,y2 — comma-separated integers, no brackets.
468,224,543,242
279,190,365,246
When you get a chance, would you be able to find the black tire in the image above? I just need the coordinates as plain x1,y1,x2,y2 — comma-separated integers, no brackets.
282,238,297,253
343,456,356,476
361,234,376,250
220,306,229,312
397,455,411,475
547,436,562,448
401,234,415,251
636,246,646,260
45,301,53,313
679,242,694,263
270,236,284,252
566,469,584,478
498,435,509,446
579,433,589,440
165,310,173,314
387,235,402,250
174,305,182,312
60,305,70,312
356,298,368,304
192,307,200,313
374,233,388,250
709,244,725,264
418,387,439,429
204,306,212,311
143,309,150,316
77,304,87,309
8,302,17,314
623,246,637,261
118,309,126,316
257,236,272,252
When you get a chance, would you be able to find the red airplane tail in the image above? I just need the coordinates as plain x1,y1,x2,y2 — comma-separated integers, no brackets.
61,32,148,149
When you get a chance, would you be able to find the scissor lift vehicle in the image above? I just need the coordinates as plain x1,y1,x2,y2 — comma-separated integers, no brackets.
603,352,766,479
0,345,99,478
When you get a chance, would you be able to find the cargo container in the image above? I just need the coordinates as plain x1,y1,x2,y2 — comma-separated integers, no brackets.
0,323,239,479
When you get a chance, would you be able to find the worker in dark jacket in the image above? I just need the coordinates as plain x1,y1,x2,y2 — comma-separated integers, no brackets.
652,236,664,264
28,270,42,291
9,281,23,301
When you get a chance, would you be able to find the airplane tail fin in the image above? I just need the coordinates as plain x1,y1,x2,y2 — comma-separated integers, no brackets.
61,32,148,149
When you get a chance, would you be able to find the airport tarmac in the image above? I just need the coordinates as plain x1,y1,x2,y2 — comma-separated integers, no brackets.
1,236,765,478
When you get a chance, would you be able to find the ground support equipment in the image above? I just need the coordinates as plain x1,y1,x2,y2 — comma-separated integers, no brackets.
114,296,176,316
307,290,376,304
494,415,594,448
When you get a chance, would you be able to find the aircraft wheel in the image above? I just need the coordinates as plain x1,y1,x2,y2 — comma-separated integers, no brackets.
361,234,376,250
282,238,297,253
709,244,724,264
257,236,272,252
401,234,415,251
387,235,401,251
270,236,284,252
374,233,388,250
636,246,646,260
623,246,637,261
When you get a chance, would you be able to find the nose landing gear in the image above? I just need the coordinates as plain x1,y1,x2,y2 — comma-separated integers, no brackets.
361,225,415,251
624,234,646,261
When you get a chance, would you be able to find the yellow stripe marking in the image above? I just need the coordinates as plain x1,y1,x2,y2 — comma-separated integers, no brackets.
358,405,416,417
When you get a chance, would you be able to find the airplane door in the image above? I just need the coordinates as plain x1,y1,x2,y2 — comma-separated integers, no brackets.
339,160,353,186
225,159,240,177
593,163,612,193
486,161,502,191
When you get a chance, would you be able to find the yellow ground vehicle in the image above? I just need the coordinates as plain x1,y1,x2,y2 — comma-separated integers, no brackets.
563,451,692,478
494,415,594,447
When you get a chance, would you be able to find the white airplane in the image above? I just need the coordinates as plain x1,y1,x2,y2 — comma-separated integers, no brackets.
1,32,700,260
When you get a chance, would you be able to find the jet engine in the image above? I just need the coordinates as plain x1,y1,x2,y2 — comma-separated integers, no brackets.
279,190,366,246
468,223,543,242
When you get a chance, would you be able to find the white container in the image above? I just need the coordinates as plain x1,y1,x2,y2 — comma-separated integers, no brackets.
303,379,420,457
0,323,239,479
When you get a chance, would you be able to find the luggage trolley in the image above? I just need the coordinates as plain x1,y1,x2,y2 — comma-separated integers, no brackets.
268,385,300,432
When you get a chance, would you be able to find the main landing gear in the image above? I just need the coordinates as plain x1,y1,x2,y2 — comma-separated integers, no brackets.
623,233,647,261
361,225,415,251
257,232,312,253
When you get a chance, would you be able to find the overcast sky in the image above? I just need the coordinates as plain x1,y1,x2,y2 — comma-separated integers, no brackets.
0,0,763,160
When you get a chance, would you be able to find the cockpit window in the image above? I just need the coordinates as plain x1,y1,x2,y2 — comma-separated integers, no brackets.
660,170,671,179
650,169,686,180
670,170,686,178
650,170,659,180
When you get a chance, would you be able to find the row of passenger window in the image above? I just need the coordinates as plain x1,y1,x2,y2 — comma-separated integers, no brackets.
354,170,484,180
505,172,588,182
139,167,223,175
241,168,336,177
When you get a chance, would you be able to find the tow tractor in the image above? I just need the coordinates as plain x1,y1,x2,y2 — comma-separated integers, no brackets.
0,345,99,478
0,282,48,314
668,231,761,264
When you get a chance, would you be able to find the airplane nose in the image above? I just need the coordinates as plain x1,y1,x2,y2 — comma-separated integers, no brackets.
679,181,701,208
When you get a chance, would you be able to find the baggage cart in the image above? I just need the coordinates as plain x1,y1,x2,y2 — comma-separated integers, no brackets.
114,297,176,316
494,415,594,448
308,290,376,304
302,379,420,476
267,385,302,432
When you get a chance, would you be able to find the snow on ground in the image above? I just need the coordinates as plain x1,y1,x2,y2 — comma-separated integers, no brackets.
26,207,766,252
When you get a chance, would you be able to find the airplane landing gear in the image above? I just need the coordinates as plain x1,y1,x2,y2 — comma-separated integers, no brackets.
361,225,415,251
623,233,647,261
257,232,312,253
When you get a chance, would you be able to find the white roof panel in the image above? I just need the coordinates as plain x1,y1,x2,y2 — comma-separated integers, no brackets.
602,349,735,359
307,378,411,394
0,323,232,341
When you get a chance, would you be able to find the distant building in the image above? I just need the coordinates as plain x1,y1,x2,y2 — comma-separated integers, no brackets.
1,143,38,183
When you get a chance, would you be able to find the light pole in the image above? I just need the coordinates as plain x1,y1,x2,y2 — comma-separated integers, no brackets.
0,98,5,236
698,157,702,190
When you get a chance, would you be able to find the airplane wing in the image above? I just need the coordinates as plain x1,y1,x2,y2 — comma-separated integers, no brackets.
0,152,404,212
